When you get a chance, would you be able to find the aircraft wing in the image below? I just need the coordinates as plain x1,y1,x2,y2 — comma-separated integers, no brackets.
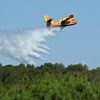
60,15,77,27
60,18,68,27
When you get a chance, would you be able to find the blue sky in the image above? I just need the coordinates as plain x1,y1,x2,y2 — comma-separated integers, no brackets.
0,0,100,68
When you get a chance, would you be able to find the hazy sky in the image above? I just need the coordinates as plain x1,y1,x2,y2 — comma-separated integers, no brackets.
0,0,100,68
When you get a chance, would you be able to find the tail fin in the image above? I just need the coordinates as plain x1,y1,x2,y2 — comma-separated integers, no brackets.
44,15,53,27
44,15,49,22
44,15,53,22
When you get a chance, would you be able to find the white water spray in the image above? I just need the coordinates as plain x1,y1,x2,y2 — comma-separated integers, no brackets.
0,28,60,64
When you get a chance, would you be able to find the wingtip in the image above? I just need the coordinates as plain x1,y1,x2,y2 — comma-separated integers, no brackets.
68,15,74,18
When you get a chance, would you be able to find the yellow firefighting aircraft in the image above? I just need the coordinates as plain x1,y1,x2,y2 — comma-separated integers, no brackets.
44,15,77,29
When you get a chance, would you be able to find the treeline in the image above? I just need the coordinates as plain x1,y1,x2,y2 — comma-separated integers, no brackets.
0,63,100,100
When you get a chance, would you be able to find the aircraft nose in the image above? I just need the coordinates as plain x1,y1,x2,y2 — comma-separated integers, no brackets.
75,21,77,24
70,21,77,25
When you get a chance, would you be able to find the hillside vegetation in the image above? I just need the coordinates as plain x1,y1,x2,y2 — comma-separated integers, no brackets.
0,63,100,100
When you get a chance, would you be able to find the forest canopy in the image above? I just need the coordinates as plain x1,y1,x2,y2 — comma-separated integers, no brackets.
0,63,100,100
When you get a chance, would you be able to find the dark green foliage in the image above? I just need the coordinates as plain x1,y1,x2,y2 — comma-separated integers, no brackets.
0,63,100,100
